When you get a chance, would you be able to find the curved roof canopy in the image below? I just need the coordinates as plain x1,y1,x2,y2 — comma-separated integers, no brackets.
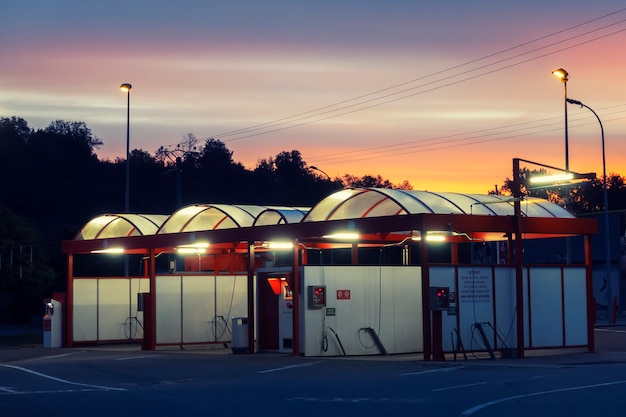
302,188,573,222
69,188,585,253
158,204,310,234
74,214,168,240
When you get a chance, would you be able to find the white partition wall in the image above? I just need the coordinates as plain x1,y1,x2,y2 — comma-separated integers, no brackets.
300,265,588,357
72,277,148,343
563,267,588,346
155,274,248,345
73,279,98,342
528,267,564,347
301,266,423,357
494,267,516,349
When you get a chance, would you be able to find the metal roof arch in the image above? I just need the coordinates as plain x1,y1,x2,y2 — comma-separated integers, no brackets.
74,214,168,240
253,207,310,226
302,188,576,222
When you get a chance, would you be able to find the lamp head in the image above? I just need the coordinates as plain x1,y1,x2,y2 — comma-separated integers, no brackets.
120,83,132,92
551,68,569,82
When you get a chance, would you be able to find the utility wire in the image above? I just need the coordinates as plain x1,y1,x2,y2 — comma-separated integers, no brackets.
214,25,626,143
310,109,626,166
208,9,626,142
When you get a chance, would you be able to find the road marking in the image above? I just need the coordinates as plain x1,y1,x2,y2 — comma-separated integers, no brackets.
116,355,161,361
401,366,465,376
0,364,126,392
0,388,108,396
287,396,434,404
432,381,489,392
28,351,84,361
258,361,324,374
0,386,18,393
596,328,626,333
460,379,626,416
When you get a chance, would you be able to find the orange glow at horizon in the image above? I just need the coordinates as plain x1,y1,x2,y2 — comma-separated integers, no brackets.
1,2,625,197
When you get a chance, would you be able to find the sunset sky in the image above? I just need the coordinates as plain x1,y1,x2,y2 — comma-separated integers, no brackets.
1,1,625,194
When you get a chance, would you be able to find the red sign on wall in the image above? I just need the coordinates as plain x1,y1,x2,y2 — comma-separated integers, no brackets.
336,290,351,300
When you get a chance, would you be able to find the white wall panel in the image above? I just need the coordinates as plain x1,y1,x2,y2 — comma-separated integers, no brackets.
563,267,588,345
302,266,422,356
529,267,563,347
98,279,132,341
156,275,182,344
73,279,97,341
494,267,516,349
182,275,212,343
457,266,495,352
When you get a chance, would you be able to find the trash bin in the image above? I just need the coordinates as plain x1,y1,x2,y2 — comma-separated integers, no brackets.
231,317,248,354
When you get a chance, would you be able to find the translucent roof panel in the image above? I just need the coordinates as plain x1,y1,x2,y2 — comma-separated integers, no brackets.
159,204,257,234
74,214,168,240
157,204,310,234
253,208,309,226
302,188,574,221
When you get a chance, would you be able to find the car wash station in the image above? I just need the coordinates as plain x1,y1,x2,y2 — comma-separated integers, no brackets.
60,183,598,361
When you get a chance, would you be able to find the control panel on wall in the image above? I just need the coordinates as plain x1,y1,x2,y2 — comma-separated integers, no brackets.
308,285,326,309
429,286,450,311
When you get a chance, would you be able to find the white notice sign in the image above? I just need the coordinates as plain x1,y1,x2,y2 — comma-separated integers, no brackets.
459,268,492,303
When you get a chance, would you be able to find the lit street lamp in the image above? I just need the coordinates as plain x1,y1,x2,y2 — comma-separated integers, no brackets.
552,68,570,172
567,98,613,321
120,83,132,213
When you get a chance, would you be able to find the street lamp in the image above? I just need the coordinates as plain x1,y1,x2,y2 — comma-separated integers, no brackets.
567,97,613,322
310,165,331,180
120,83,132,213
552,68,570,172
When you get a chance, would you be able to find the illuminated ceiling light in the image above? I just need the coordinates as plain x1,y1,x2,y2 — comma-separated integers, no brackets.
176,247,207,254
411,231,448,243
322,232,359,240
175,242,209,254
264,241,294,250
529,173,574,184
91,247,125,254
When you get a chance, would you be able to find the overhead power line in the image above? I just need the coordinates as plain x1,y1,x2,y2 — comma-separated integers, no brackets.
309,105,626,166
208,8,626,144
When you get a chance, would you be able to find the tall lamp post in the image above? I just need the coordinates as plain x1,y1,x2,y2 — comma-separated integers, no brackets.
552,68,569,171
567,98,613,322
120,83,132,213
310,165,331,180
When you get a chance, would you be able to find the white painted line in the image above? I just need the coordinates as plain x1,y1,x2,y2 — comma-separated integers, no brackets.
401,366,465,376
28,351,84,361
258,361,324,374
0,388,106,396
0,386,18,393
460,379,626,416
596,328,626,333
116,355,160,361
432,381,489,392
0,364,126,391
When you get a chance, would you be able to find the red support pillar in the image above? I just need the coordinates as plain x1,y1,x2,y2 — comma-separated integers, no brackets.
421,233,432,361
513,158,525,359
247,241,255,354
584,235,595,352
66,254,74,347
292,239,300,356
146,248,157,350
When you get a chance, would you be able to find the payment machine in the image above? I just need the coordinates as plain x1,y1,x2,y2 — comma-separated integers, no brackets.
43,298,63,348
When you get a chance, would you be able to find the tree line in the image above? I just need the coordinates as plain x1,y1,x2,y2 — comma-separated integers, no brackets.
0,116,624,323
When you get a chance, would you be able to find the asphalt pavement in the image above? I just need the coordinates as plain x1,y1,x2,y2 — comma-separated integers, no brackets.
2,319,625,367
